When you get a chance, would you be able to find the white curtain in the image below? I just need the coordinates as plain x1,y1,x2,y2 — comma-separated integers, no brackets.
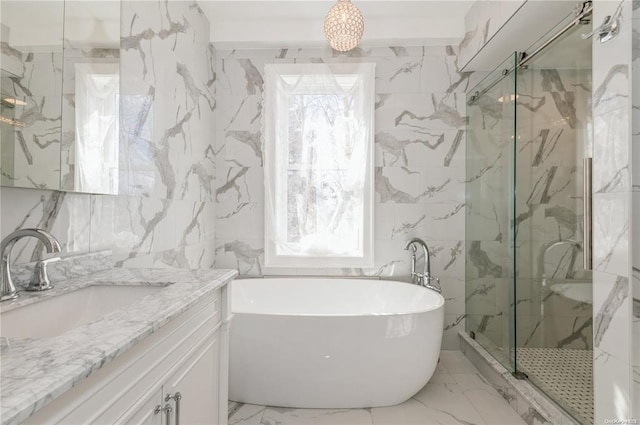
264,63,375,268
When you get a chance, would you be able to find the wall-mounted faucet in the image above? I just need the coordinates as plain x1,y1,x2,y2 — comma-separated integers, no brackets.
404,238,441,293
1,228,61,301
539,239,582,283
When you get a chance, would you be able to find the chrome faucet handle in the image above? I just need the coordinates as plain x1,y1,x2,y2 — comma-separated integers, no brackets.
26,257,60,292
406,241,418,284
424,275,442,292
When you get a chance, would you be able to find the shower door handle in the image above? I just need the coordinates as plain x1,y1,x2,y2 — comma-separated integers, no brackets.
583,158,592,270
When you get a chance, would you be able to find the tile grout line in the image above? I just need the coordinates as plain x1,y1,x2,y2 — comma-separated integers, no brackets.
456,378,514,425
366,407,375,425
412,387,486,425
228,401,242,419
458,385,492,425
446,355,522,424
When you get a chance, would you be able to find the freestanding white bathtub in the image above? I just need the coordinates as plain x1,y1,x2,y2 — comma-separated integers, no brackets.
229,277,445,408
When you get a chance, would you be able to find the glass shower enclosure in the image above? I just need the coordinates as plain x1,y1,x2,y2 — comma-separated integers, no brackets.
465,13,593,425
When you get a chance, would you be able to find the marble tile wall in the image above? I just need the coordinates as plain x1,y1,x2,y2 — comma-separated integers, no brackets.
213,45,474,349
0,1,217,272
592,0,636,422
459,0,526,69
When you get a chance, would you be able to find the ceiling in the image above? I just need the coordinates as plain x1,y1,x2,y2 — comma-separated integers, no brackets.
1,0,474,50
198,1,475,49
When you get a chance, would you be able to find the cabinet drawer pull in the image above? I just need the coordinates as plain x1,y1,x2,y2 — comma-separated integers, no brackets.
154,404,173,424
164,403,173,425
174,392,182,425
165,392,182,425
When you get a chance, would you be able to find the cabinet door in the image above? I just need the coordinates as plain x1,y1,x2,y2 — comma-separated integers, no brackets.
165,330,221,424
118,388,163,425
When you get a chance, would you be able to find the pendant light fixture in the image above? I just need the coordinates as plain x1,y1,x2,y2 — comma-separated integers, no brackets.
323,0,364,52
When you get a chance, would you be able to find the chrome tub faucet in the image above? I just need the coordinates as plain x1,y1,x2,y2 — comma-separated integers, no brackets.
405,238,441,293
1,228,61,301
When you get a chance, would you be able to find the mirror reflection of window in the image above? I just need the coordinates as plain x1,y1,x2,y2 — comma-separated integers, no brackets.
74,63,119,194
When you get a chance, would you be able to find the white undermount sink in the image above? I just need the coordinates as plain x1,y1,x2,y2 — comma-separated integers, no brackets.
0,285,162,339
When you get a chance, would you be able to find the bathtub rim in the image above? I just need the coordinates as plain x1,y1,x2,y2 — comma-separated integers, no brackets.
232,277,445,317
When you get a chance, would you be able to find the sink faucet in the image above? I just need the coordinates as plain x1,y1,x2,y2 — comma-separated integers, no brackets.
1,228,61,301
404,238,441,293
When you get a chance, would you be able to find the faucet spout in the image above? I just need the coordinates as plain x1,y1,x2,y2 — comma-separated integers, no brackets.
1,229,61,301
404,240,417,252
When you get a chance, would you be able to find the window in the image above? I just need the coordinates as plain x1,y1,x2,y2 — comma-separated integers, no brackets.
264,63,375,268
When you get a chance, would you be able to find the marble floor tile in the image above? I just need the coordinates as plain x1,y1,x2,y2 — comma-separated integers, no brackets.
230,403,267,425
261,407,373,425
370,398,447,425
411,382,489,425
429,359,457,384
228,351,525,425
439,350,480,374
453,373,528,425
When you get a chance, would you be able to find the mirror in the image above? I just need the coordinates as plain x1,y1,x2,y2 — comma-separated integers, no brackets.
1,1,64,190
1,0,120,194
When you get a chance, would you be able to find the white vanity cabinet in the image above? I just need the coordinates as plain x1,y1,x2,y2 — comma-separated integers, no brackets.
23,284,232,425
118,388,163,425
161,330,221,424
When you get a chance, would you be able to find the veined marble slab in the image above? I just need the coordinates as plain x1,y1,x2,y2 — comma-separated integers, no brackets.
0,267,237,425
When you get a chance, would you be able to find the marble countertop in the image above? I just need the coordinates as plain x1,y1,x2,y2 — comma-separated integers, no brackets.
0,267,238,425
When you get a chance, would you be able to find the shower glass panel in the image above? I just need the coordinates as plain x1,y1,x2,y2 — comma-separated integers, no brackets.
465,53,518,372
514,19,593,425
466,11,593,425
